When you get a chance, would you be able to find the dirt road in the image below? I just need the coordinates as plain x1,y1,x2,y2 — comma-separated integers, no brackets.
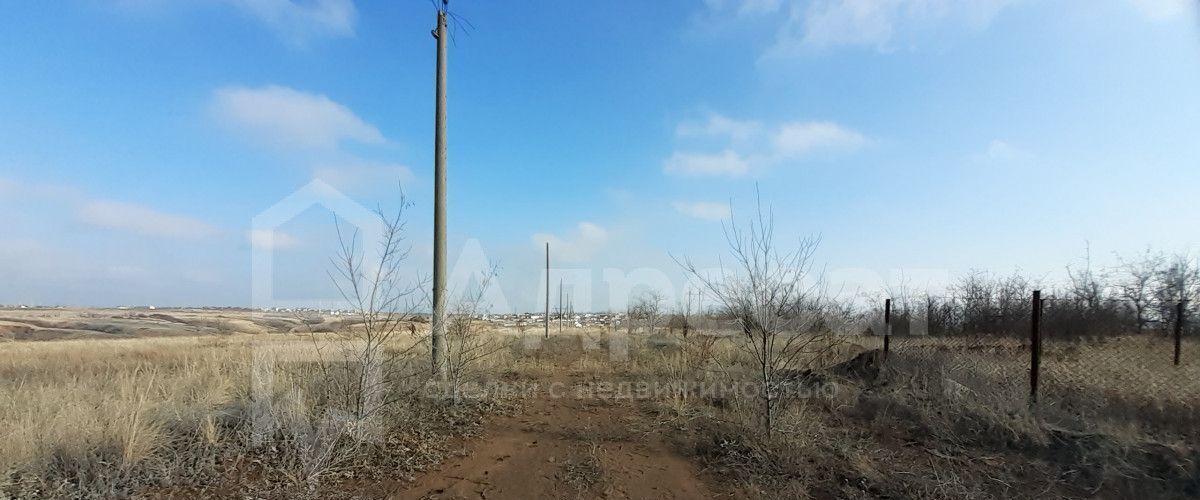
396,340,713,499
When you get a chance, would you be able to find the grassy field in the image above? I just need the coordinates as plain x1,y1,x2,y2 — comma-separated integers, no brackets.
0,308,343,341
0,310,505,498
1,309,1197,498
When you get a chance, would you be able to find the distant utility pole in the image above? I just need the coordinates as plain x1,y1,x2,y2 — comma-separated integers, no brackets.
430,6,449,380
544,242,550,338
558,279,563,334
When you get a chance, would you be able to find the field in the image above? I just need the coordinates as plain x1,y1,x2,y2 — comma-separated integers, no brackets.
1,308,1198,499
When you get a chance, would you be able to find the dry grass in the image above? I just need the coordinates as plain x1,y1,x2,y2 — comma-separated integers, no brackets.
0,308,325,341
0,331,510,499
616,331,1200,498
0,336,251,475
2,316,1196,499
558,444,606,493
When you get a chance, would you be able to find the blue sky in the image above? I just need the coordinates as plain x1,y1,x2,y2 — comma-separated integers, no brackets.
1,0,1198,310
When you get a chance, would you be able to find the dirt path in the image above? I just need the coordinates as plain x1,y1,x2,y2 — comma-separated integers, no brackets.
395,342,713,499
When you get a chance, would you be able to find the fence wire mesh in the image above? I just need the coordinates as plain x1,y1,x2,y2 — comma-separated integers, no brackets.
872,295,1197,443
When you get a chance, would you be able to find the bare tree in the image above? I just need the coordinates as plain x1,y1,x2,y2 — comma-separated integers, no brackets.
677,195,836,438
884,272,919,335
1154,253,1200,332
323,199,428,422
668,290,697,339
261,199,426,486
1067,243,1106,310
624,302,635,336
951,270,1032,336
1114,248,1164,332
444,265,506,403
627,289,664,335
683,290,696,338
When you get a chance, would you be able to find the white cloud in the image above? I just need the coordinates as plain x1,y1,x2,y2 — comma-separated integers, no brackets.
664,113,865,177
212,85,384,150
312,160,414,191
0,177,81,202
795,0,902,49
112,0,355,45
672,201,731,221
227,0,357,44
664,150,751,177
605,187,634,207
676,115,763,144
704,0,783,16
247,229,301,249
705,0,1018,55
212,86,414,189
1126,0,1193,21
79,200,219,240
981,139,1032,163
3,176,227,242
794,0,1017,51
772,121,866,159
532,222,609,263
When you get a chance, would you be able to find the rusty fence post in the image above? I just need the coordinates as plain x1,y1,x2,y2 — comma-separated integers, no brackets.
1030,290,1042,404
884,298,892,359
1175,301,1185,366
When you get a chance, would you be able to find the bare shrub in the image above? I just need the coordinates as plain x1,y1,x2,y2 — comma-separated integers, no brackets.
1154,252,1199,333
249,200,429,485
1114,248,1164,332
679,195,842,437
443,266,507,403
320,201,428,422
627,289,665,335
947,270,1033,337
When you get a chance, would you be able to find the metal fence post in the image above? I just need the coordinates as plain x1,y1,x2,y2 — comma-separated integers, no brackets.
884,298,892,359
1175,301,1185,366
1030,290,1042,404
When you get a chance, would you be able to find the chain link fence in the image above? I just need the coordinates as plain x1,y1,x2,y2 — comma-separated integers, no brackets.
871,294,1197,442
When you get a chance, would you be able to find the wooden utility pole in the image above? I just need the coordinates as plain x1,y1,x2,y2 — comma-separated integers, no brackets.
682,289,693,339
1030,290,1042,404
430,8,448,380
544,242,550,338
1175,301,1185,366
558,279,563,334
883,299,892,359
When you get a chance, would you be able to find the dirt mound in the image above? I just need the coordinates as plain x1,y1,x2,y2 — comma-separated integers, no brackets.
829,349,883,381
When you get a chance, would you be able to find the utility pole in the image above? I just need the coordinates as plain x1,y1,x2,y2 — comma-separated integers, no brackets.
883,298,891,359
1030,290,1042,404
430,7,448,380
686,287,696,338
544,242,550,338
1175,300,1185,366
558,279,563,334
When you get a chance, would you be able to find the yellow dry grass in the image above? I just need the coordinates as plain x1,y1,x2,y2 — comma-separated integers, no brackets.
0,336,255,474
1,321,1194,498
0,333,439,479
